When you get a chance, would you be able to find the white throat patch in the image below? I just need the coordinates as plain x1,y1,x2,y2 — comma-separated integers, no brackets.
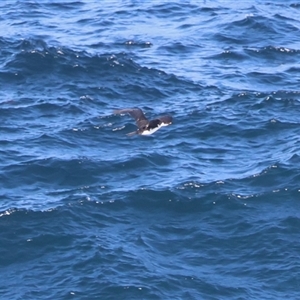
140,124,163,135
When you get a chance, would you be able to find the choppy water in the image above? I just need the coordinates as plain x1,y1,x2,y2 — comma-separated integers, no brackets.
1,1,300,299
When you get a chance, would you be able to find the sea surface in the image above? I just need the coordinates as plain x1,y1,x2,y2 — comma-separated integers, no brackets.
1,1,300,299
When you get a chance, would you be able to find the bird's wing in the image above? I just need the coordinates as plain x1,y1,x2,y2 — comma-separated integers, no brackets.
114,108,149,127
126,130,138,137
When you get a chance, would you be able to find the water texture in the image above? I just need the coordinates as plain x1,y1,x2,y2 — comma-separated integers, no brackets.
1,1,300,299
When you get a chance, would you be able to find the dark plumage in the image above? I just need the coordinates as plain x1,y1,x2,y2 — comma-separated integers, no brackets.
114,108,172,136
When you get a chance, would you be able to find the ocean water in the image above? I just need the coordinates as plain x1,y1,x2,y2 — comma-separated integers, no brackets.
1,1,300,299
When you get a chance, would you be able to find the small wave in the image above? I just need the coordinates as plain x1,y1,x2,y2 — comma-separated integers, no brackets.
158,42,200,55
207,49,247,62
245,46,300,60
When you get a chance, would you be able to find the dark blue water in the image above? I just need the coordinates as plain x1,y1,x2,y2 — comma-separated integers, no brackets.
1,1,300,299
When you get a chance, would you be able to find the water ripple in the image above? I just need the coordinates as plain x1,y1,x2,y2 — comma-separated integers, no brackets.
1,1,300,299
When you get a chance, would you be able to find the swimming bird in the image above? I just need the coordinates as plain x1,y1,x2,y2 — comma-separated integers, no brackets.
113,108,172,136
